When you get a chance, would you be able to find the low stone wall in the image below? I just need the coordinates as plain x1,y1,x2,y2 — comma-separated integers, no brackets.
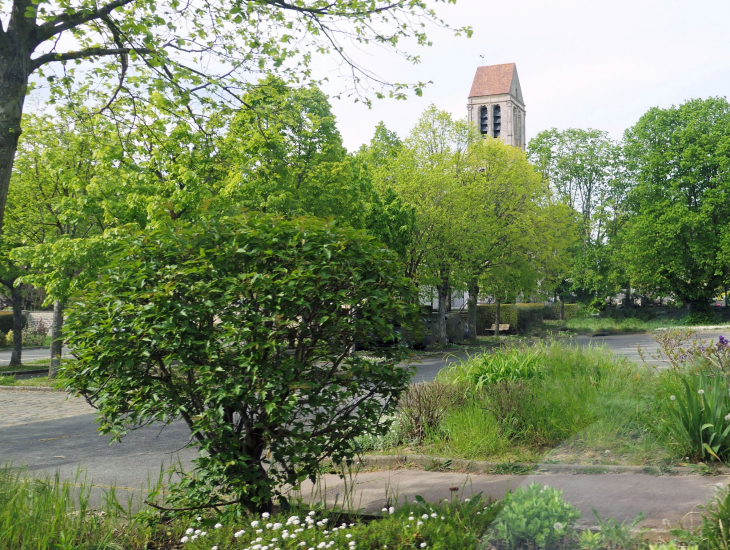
25,311,54,336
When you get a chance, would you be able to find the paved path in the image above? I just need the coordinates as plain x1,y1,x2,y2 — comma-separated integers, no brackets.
0,390,93,428
301,469,727,530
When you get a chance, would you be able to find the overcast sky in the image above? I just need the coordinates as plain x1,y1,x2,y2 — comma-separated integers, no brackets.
318,0,730,152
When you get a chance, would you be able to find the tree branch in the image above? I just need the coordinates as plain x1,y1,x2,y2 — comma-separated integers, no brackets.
262,0,400,17
30,46,152,72
33,0,136,44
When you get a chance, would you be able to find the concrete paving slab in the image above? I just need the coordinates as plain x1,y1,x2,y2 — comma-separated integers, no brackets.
301,470,727,530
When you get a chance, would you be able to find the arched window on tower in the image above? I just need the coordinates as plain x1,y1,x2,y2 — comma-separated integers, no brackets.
479,106,488,136
493,105,501,138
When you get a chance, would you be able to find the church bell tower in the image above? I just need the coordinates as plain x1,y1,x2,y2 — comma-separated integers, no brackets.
467,63,525,150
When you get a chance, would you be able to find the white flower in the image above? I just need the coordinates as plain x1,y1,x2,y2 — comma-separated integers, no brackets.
349,542,356,548
251,521,260,528
670,395,676,401
234,530,246,538
464,499,470,503
699,389,705,395
271,538,278,542
256,537,263,542
266,523,274,530
299,543,305,547
186,528,194,535
321,518,328,524
191,535,198,541
421,544,427,548
725,413,730,422
346,534,352,539
180,536,190,543
318,543,326,549
553,522,564,531
382,507,388,512
308,511,316,516
200,531,207,537
430,513,437,518
194,529,201,535
257,529,263,534
214,523,223,529
421,514,429,520
316,521,323,527
408,516,415,521
273,523,283,530
197,516,203,522
417,521,423,526
212,547,218,550
389,507,395,515
262,512,271,519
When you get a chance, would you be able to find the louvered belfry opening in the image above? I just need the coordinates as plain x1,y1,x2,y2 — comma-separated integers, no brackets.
492,104,501,138
479,106,489,135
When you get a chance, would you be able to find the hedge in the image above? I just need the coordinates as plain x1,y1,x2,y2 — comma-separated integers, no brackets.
475,303,578,334
0,312,26,334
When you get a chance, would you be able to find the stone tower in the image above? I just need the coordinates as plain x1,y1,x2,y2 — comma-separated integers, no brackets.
467,63,525,150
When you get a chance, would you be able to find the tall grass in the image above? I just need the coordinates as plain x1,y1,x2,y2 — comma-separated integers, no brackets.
423,342,662,462
0,465,173,550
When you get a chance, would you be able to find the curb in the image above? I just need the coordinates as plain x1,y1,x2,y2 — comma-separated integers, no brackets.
0,385,65,392
351,454,730,476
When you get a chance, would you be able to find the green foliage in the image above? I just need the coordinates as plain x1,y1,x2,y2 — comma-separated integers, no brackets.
461,348,543,389
168,495,503,550
0,312,22,334
427,343,658,459
578,529,604,550
659,371,730,461
63,212,416,514
527,127,624,298
589,508,645,549
622,97,730,307
494,483,581,550
0,466,162,550
700,486,730,550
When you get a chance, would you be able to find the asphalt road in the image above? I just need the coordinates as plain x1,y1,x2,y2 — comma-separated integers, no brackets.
3,330,729,502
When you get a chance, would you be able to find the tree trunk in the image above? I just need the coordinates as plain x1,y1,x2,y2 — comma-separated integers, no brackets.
49,300,63,379
437,267,449,347
10,284,22,366
467,278,479,340
495,299,501,337
0,27,33,234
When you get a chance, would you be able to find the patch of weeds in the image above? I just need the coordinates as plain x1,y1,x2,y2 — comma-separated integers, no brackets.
425,459,452,472
642,466,660,476
0,375,15,385
573,466,608,475
488,462,536,475
591,507,645,549
659,464,678,475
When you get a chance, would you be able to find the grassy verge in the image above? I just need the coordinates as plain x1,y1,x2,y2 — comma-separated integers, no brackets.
3,464,728,550
0,375,61,387
358,342,682,466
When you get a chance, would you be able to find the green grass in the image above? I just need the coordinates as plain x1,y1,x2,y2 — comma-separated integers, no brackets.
565,316,670,334
0,466,173,550
366,342,680,465
0,464,505,550
0,375,63,388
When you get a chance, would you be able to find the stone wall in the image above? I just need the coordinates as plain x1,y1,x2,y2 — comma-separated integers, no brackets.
25,311,54,336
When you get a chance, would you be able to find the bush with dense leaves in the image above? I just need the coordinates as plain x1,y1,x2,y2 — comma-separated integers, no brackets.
63,212,417,514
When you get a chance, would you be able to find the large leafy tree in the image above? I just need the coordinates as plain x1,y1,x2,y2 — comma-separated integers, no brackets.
621,97,730,312
0,0,469,234
460,138,574,336
64,211,416,514
528,128,623,299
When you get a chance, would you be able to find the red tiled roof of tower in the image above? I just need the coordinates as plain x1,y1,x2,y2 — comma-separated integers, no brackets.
468,63,516,98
